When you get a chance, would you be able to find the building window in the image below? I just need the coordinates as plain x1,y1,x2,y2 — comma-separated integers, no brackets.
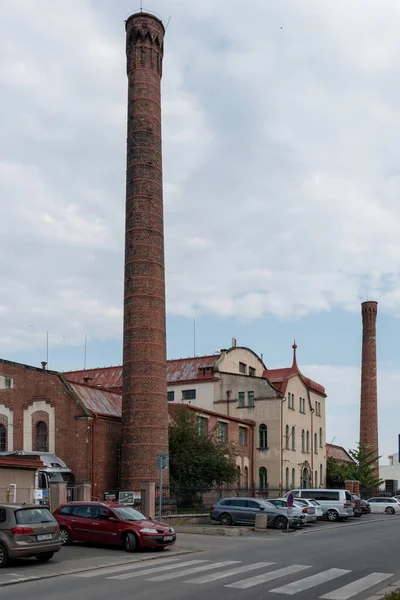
319,427,323,447
320,464,323,486
238,392,245,408
285,467,289,491
0,425,6,451
244,466,249,488
315,470,318,488
291,426,295,450
316,401,321,416
259,424,268,449
291,468,296,488
259,467,267,490
285,424,290,449
182,389,196,400
167,391,175,402
314,433,318,453
0,376,13,390
306,431,310,453
197,417,208,436
288,393,295,409
36,421,48,452
218,422,228,443
249,367,255,377
299,397,306,413
239,427,247,446
247,391,255,407
237,466,241,487
239,362,246,374
301,429,305,452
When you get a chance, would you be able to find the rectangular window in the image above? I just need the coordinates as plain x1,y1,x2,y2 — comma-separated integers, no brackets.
239,362,246,374
238,392,245,407
197,416,208,436
239,427,247,446
218,422,228,443
247,391,255,407
167,391,175,402
182,389,196,400
249,367,255,377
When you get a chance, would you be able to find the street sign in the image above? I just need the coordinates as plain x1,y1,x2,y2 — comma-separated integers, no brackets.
157,454,169,470
287,493,294,508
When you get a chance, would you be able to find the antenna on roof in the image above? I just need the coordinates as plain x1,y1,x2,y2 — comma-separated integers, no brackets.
84,334,87,369
193,318,196,357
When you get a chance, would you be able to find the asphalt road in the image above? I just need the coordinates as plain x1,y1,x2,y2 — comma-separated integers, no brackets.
2,516,400,600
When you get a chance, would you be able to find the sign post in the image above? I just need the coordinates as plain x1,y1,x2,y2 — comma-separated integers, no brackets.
157,454,169,520
286,493,294,531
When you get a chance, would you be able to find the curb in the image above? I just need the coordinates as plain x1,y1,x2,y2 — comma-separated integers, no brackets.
298,517,390,534
0,548,197,588
364,579,400,600
174,526,252,536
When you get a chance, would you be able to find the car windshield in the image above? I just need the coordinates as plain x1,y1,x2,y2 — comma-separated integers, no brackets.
113,506,147,521
309,500,320,506
15,508,55,524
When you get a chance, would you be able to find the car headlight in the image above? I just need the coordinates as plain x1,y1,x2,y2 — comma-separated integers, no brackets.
140,528,158,534
169,528,175,534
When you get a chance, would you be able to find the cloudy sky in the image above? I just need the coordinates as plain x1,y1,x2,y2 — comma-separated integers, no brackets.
1,0,400,461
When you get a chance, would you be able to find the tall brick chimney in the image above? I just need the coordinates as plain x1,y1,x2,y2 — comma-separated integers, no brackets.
121,12,169,489
360,301,379,473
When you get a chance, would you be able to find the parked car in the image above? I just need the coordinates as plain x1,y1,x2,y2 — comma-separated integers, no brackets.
350,494,362,517
360,499,371,514
0,504,61,567
53,502,176,551
292,498,318,523
284,489,353,521
209,498,299,529
307,499,324,519
265,499,307,526
366,497,400,515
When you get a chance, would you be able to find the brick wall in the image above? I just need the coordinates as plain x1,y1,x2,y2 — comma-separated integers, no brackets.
360,301,379,474
92,417,121,498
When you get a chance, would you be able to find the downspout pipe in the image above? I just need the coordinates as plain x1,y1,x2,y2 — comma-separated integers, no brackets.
280,396,287,495
91,414,98,500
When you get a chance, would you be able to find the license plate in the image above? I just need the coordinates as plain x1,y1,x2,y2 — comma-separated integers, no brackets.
37,534,52,541
163,536,173,542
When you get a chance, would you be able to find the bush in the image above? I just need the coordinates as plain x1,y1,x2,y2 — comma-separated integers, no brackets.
385,590,400,599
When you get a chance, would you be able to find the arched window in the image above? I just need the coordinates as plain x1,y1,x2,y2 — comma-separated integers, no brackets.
301,429,305,452
36,421,48,452
315,470,318,488
259,424,268,449
314,433,318,453
244,466,249,489
285,467,289,491
259,467,267,490
291,468,296,488
237,466,241,487
285,425,290,449
306,431,310,453
320,464,323,487
0,425,6,451
319,427,323,447
291,426,295,450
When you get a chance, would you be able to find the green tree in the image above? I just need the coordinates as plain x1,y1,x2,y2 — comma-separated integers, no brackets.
345,443,382,489
326,456,347,487
168,406,239,490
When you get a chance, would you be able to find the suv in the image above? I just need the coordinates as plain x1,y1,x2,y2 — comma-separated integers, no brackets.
53,502,176,552
0,504,61,567
284,489,353,521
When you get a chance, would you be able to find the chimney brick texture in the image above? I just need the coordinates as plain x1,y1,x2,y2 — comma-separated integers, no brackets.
360,301,379,474
121,13,169,489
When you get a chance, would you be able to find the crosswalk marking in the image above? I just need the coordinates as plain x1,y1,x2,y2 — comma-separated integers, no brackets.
107,559,208,580
186,562,275,584
75,557,181,578
320,572,393,600
270,568,351,595
225,565,311,590
146,560,240,582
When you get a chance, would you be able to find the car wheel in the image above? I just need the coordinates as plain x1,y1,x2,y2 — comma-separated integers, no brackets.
0,544,9,568
326,510,339,522
123,532,139,553
219,513,233,526
274,516,288,530
35,552,54,563
385,507,395,515
60,527,72,546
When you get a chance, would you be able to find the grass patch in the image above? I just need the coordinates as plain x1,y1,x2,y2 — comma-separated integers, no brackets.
385,590,400,599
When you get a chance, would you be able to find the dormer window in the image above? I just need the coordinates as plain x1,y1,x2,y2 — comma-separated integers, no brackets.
239,362,246,374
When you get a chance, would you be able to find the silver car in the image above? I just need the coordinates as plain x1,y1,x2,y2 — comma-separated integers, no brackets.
266,499,307,526
0,504,61,567
293,498,318,522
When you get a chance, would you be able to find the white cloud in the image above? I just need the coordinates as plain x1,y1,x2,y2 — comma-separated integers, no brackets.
1,0,400,353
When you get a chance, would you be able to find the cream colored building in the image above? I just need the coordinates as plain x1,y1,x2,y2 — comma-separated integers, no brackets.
167,340,327,492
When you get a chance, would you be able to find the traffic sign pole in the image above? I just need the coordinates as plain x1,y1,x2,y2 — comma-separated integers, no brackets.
286,493,294,531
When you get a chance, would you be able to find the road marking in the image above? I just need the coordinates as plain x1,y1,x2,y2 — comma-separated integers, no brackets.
270,568,351,595
225,565,311,589
75,557,181,578
108,560,208,580
186,562,275,584
147,561,241,582
320,573,393,599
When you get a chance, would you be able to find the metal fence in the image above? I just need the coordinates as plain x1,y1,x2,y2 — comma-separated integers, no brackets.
155,486,286,516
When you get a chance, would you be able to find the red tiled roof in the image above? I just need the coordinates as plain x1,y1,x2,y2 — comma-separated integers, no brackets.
65,367,122,391
167,355,219,384
264,344,326,397
326,443,355,464
168,403,255,426
69,382,121,418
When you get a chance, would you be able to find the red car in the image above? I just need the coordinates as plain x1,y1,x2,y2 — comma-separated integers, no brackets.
53,502,176,552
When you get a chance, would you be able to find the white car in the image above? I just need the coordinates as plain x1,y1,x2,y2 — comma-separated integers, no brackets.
367,497,400,514
293,498,320,522
266,499,306,526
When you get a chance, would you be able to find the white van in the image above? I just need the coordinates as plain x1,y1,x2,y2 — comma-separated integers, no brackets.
284,489,353,521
